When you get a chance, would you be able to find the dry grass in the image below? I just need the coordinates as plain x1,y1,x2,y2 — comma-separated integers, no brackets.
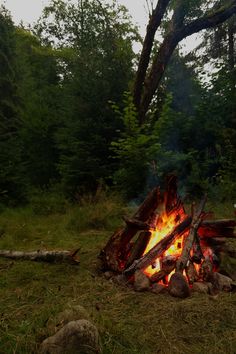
0,197,235,354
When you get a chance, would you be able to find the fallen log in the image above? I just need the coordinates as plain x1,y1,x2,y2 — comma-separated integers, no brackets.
124,216,192,275
0,249,80,264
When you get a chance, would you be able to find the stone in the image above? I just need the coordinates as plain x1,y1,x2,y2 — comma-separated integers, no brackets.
208,272,232,292
192,282,209,294
47,305,89,334
168,272,190,298
151,283,166,294
40,320,99,354
134,270,150,291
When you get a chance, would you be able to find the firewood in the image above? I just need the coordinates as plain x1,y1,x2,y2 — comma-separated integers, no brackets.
176,195,207,272
201,219,236,228
150,256,177,283
0,249,80,264
125,231,152,268
122,217,150,230
191,233,204,264
185,261,198,284
124,216,192,275
100,187,161,272
199,258,213,281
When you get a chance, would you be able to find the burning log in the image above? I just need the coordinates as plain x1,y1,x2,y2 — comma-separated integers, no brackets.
0,249,80,264
150,256,177,283
122,217,150,230
186,261,198,284
176,195,207,272
124,216,192,275
100,187,161,272
191,233,204,264
198,219,236,239
125,231,152,268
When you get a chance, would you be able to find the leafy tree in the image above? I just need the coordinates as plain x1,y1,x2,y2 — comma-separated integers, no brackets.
35,0,137,195
0,6,24,203
133,0,236,123
15,28,61,187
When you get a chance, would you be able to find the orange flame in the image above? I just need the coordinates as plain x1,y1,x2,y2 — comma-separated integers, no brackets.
143,203,187,278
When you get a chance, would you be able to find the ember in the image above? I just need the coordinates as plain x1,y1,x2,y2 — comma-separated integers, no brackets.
100,176,236,297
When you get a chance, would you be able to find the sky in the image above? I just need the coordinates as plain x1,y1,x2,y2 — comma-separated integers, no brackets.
2,0,199,52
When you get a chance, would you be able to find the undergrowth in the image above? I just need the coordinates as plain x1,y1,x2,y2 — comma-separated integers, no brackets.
0,193,235,353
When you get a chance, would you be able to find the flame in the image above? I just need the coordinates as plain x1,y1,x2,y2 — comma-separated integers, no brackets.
143,204,186,278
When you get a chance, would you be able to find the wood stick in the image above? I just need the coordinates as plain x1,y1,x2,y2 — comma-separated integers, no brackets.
0,249,80,264
124,216,192,275
125,231,152,268
176,195,207,273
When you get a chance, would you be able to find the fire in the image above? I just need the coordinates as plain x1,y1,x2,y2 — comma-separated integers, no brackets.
143,203,187,278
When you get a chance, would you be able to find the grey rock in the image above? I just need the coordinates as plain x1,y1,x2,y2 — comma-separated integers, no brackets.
208,272,232,291
134,270,150,291
192,282,209,294
168,272,190,298
151,283,166,294
40,320,99,354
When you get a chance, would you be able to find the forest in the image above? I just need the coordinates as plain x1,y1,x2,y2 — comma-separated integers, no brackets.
0,0,236,353
0,0,235,204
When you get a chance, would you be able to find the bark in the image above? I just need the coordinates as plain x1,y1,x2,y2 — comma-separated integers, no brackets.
133,0,171,113
0,249,80,264
176,195,207,272
137,1,236,123
124,215,192,275
191,233,204,264
123,217,150,230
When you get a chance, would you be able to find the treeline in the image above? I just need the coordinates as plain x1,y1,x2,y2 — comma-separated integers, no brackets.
0,0,235,206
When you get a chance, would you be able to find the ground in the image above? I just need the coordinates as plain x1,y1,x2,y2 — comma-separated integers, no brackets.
0,198,235,353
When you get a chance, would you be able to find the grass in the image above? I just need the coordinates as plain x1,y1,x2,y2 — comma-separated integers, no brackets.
0,195,235,353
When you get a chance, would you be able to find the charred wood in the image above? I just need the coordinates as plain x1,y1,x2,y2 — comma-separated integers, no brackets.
176,195,207,272
125,231,152,268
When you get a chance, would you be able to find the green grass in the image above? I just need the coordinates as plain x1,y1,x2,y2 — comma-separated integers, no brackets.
0,197,235,354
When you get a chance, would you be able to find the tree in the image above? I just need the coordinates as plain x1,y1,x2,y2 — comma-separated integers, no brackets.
133,0,236,124
15,28,61,187
0,6,24,203
34,0,137,195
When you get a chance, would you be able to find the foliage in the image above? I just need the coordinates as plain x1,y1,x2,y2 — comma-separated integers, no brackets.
0,7,25,203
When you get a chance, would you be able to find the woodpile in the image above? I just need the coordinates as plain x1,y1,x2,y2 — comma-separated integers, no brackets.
100,176,236,297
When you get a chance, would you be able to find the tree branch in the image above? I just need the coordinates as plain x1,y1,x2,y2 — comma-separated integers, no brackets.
133,0,171,115
180,1,236,39
138,0,236,123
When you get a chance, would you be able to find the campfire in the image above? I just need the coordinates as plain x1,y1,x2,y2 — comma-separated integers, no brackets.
100,176,236,298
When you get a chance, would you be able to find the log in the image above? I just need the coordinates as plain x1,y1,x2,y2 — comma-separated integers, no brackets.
201,219,236,228
100,186,161,272
124,216,192,275
125,231,152,268
123,217,150,230
191,233,204,264
150,256,177,283
185,261,198,284
0,249,80,264
176,195,207,272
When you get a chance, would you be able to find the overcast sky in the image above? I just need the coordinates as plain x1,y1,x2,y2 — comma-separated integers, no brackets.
2,0,199,52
